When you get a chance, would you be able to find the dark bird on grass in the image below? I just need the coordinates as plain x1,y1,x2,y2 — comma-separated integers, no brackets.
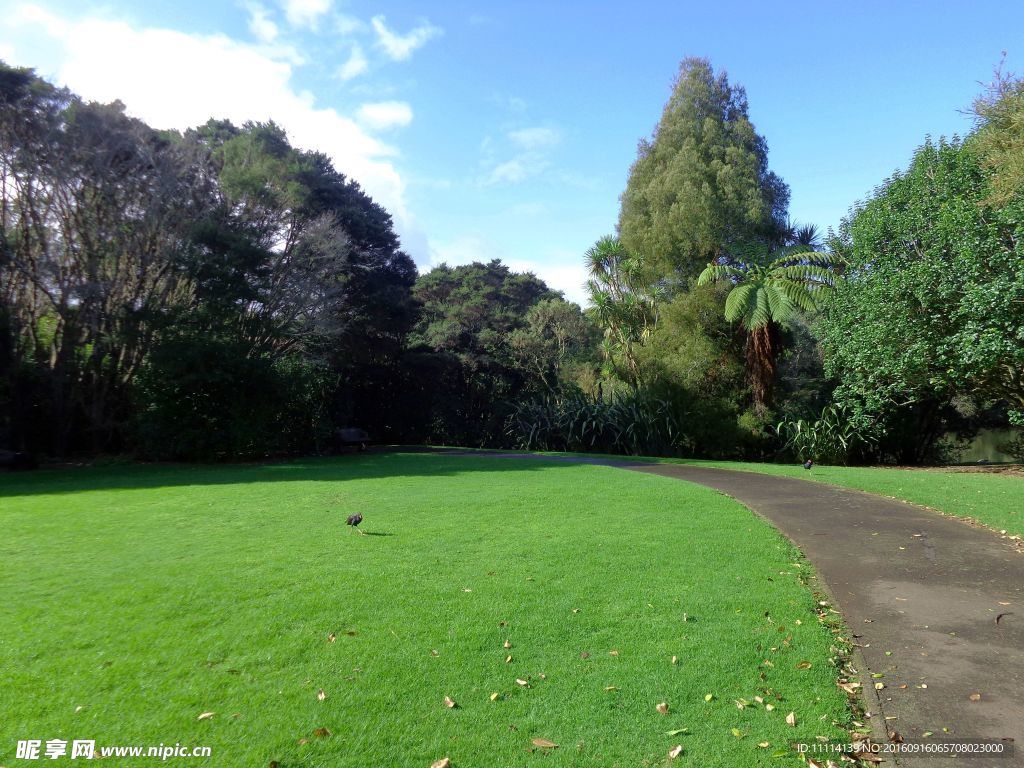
803,459,814,470
346,513,364,534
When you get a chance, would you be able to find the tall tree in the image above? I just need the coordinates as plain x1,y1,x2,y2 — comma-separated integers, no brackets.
584,235,660,388
619,57,789,281
818,136,1024,435
697,245,841,411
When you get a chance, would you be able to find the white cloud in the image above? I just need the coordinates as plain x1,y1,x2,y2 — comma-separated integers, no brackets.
370,14,441,61
336,43,368,81
334,13,363,35
508,126,561,151
356,100,412,130
244,2,278,43
485,159,530,185
281,0,331,29
7,4,422,258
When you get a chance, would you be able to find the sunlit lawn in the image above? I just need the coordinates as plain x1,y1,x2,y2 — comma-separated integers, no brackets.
1,453,850,766
683,459,1023,539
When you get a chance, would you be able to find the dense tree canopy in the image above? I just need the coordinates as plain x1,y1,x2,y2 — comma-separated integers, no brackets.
818,137,1024,441
619,57,789,280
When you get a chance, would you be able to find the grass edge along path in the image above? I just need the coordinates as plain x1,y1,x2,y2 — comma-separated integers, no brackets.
0,453,858,767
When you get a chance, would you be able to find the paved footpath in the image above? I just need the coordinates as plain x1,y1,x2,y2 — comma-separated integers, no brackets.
432,451,1023,766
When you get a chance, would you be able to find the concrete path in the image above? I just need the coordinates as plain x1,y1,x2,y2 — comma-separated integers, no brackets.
429,450,1023,766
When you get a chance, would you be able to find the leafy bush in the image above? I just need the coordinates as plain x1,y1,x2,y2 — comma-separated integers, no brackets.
775,404,879,465
506,389,694,457
133,335,334,461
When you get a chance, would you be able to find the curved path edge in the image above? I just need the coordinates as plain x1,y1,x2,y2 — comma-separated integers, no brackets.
411,449,1023,767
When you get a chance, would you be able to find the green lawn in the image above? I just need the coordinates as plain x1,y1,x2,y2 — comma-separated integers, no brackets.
526,448,1022,540
1,453,850,767
683,460,1023,539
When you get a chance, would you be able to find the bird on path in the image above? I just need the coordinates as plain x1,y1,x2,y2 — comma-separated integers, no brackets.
346,513,365,534
803,459,814,471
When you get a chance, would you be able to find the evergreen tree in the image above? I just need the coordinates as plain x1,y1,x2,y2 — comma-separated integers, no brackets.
619,57,789,280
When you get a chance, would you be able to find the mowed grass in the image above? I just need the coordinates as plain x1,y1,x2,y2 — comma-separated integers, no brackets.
684,460,1023,539
1,453,850,767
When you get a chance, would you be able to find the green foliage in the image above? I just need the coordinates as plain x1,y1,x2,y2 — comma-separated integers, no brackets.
818,137,1024,442
408,260,567,445
775,404,879,465
507,388,694,456
969,60,1024,206
696,246,843,410
133,333,333,461
584,236,660,386
619,57,789,279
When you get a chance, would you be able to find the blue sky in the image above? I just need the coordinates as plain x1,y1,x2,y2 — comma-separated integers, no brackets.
1,1,1020,302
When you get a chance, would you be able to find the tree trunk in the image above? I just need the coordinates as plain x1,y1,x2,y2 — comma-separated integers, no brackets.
746,323,779,414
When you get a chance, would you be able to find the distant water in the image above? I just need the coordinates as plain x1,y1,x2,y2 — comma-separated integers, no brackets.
949,428,1022,464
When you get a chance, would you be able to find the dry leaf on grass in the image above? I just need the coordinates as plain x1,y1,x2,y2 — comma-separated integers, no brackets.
656,702,669,714
312,727,332,738
531,738,558,749
503,640,512,649
516,678,530,687
197,712,215,721
671,655,678,665
489,692,500,701
604,686,619,692
969,693,981,701
609,649,619,656
443,696,457,709
668,744,684,759
327,633,336,643
786,712,797,727
430,758,451,768
317,689,326,701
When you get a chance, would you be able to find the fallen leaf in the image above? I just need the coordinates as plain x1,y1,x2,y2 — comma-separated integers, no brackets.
765,704,775,712
796,661,812,670
786,712,796,727
665,728,689,736
579,652,590,659
489,692,500,701
671,655,678,665
731,728,743,739
231,713,241,719
969,693,981,701
604,686,619,692
875,682,885,690
656,702,669,714
430,758,451,768
197,712,215,721
327,633,336,643
443,696,457,709
431,649,439,657
516,678,530,687
531,738,558,749
704,694,714,702
312,727,331,738
317,689,326,701
462,588,472,593
668,744,684,759
269,762,280,768
572,608,580,614
503,640,512,649
609,649,619,657
296,738,308,746
898,684,908,689
757,741,770,748
922,731,933,738
505,655,513,663
734,699,749,709
539,673,546,680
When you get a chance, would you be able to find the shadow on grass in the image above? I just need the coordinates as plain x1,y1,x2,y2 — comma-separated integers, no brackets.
0,447,647,499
